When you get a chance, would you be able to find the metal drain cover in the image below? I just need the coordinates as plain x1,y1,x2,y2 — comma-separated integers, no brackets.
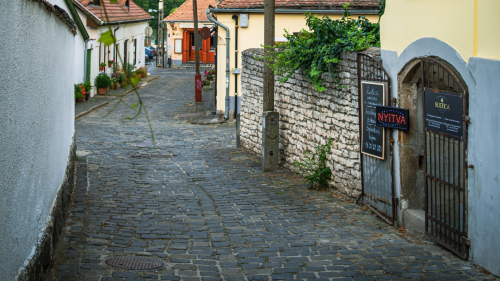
103,256,167,271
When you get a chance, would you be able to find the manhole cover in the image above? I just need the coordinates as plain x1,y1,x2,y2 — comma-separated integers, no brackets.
103,256,167,271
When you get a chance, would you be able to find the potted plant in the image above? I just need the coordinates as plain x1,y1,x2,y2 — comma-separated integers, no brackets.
118,73,125,88
134,67,147,79
202,76,211,90
74,83,85,102
83,80,92,100
99,62,106,71
111,73,121,90
95,73,111,95
108,60,115,68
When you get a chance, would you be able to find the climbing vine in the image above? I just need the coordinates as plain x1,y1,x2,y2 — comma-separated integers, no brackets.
266,1,385,92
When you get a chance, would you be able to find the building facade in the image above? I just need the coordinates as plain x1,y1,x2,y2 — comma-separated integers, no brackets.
209,0,380,119
380,0,500,275
0,0,84,278
73,0,152,97
163,0,217,66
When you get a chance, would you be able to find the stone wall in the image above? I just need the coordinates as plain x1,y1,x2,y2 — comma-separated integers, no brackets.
240,48,380,197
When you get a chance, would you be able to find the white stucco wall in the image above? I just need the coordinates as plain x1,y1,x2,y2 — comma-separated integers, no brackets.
74,28,86,84
0,0,76,279
382,38,500,276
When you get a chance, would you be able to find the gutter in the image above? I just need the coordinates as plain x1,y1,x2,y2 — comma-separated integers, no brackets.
209,8,379,14
71,0,103,25
103,17,153,25
206,10,230,120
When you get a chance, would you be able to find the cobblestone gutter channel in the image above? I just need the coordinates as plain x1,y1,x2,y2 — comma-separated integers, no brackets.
49,69,495,281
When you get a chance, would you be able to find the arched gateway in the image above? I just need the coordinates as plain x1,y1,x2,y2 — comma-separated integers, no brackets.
398,57,469,259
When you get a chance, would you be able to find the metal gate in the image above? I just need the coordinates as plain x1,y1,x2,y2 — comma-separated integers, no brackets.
421,59,469,259
357,53,395,225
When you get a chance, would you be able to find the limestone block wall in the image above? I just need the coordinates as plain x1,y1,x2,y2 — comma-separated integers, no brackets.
240,48,379,197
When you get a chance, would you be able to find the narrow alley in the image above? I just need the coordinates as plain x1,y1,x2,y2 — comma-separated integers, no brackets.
51,69,494,281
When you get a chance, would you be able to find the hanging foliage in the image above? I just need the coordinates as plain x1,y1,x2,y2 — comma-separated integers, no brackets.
267,2,385,92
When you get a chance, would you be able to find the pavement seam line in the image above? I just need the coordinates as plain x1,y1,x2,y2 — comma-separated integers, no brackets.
169,159,247,280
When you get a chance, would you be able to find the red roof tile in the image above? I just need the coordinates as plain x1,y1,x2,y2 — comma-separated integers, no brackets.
73,0,152,24
216,0,380,9
163,0,218,22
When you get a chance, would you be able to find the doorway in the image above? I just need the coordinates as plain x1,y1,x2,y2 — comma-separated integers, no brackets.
398,58,469,259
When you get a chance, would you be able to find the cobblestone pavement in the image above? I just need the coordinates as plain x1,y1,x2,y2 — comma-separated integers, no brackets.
51,69,497,281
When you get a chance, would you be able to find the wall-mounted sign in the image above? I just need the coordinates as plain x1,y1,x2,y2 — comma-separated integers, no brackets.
361,82,385,160
424,90,463,138
376,106,409,131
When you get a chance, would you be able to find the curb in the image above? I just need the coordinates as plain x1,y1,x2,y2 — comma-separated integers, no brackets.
75,101,109,119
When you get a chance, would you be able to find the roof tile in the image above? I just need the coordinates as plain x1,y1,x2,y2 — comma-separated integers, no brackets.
163,0,218,22
74,0,152,24
216,0,379,9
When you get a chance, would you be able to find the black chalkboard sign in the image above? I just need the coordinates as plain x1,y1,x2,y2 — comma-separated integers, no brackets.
424,91,463,139
361,82,386,159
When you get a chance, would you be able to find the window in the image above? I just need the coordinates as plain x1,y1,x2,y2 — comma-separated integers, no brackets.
174,39,182,53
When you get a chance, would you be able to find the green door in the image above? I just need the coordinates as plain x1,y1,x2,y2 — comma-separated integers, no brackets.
86,49,91,82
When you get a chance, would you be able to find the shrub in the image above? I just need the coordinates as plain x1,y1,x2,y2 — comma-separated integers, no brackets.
135,66,147,77
122,62,135,77
293,139,333,189
95,73,112,88
266,2,383,92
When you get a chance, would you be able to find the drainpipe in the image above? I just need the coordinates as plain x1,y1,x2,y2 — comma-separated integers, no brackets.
232,14,238,119
114,23,121,62
83,39,89,82
206,10,230,120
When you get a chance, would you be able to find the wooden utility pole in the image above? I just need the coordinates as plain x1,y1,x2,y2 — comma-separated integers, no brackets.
261,0,278,172
263,0,275,111
193,0,202,101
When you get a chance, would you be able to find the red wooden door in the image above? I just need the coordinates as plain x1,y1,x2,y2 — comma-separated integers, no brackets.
182,30,188,63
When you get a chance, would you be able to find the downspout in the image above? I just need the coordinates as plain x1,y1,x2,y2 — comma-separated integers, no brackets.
114,23,121,62
83,39,89,82
206,10,230,120
232,14,238,119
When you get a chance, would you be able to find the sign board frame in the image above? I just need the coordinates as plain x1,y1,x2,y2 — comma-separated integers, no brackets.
174,39,182,53
361,81,386,160
424,90,463,139
376,106,409,131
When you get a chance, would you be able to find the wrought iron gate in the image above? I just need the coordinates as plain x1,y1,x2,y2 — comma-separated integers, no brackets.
357,53,395,225
421,59,469,259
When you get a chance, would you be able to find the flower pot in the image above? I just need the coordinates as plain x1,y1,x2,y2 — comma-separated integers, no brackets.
137,74,143,79
118,83,122,89
97,87,108,95
77,97,85,103
202,85,212,91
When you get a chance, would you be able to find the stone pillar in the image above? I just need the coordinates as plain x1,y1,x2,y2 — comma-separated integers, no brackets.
262,111,279,171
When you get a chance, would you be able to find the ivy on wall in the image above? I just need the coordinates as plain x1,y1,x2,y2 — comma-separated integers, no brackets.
268,1,385,92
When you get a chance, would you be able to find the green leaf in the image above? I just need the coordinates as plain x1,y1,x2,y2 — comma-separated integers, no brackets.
110,0,117,3
98,30,115,46
131,74,140,85
131,102,139,109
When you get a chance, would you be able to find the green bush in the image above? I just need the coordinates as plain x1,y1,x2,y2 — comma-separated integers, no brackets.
135,67,147,77
95,73,112,88
293,139,333,189
74,83,84,100
122,62,136,77
266,2,384,92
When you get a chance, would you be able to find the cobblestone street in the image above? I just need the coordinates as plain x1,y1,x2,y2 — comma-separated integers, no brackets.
51,69,496,281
